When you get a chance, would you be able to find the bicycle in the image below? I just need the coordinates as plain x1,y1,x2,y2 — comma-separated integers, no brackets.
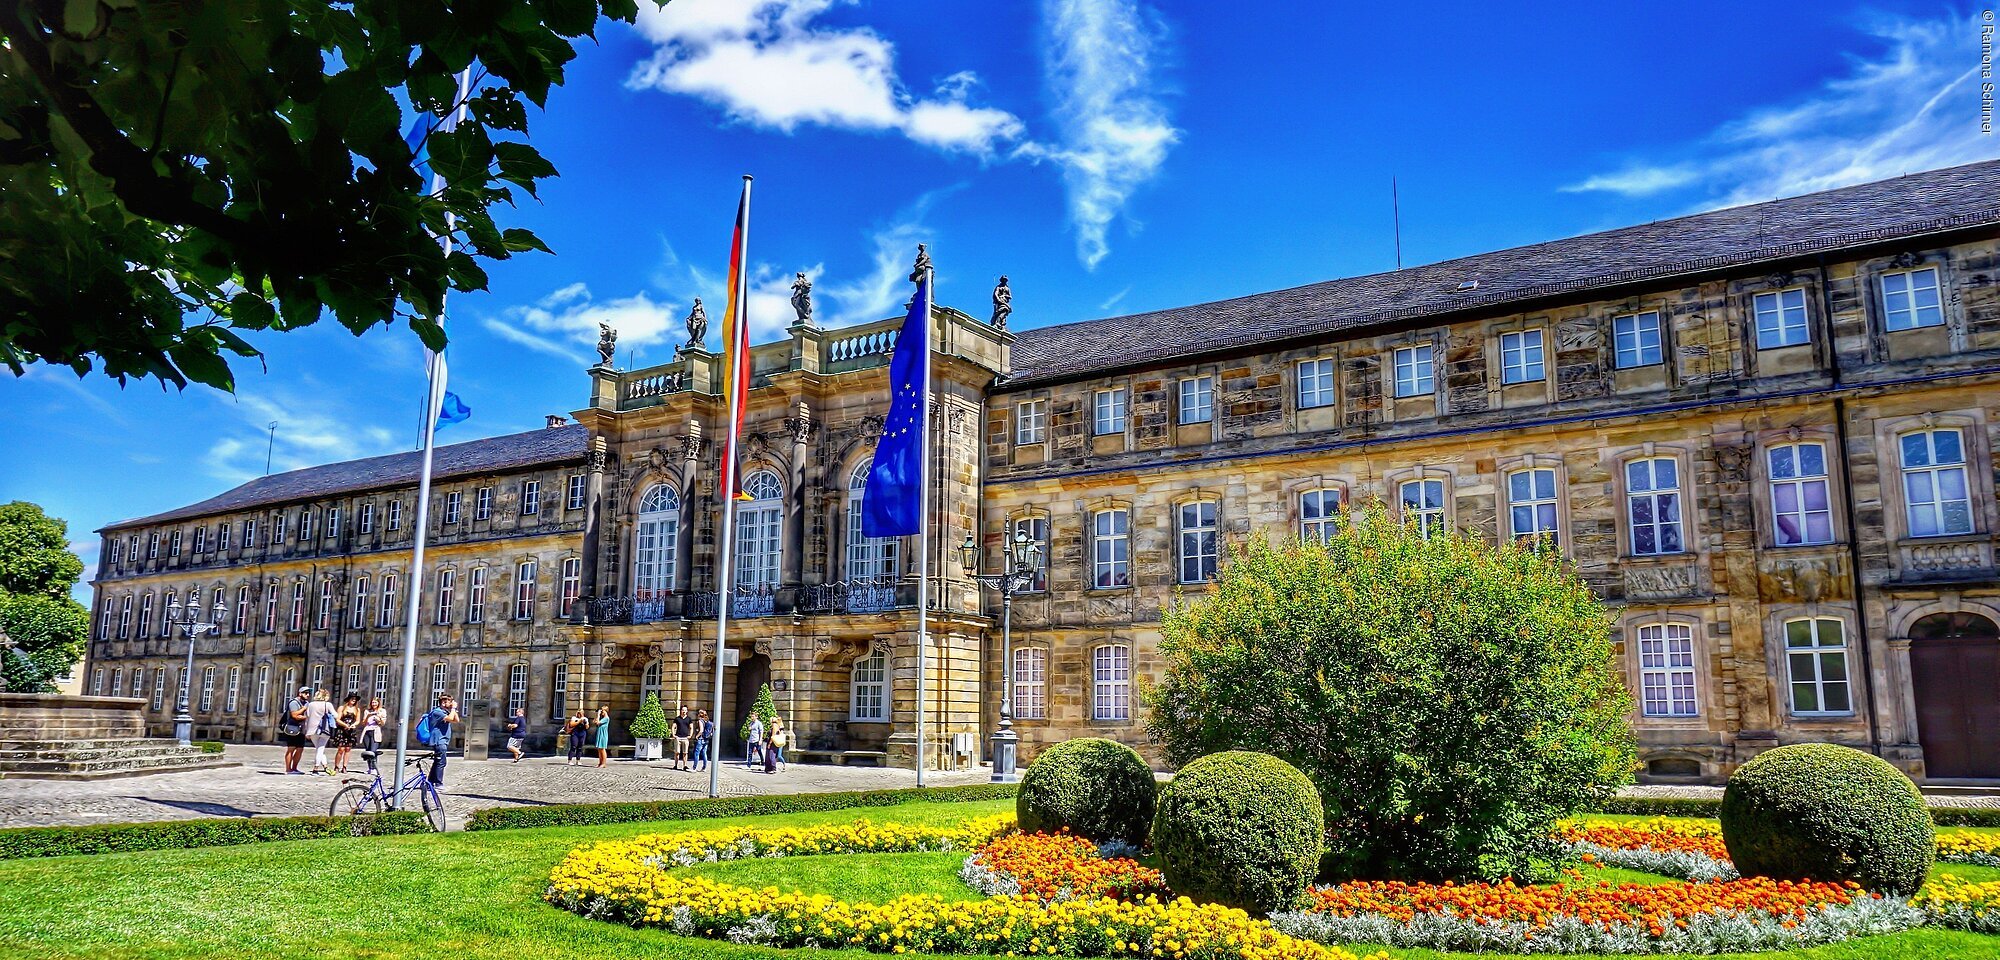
329,749,448,832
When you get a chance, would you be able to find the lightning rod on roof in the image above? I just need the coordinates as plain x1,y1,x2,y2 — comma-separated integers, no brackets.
265,421,277,476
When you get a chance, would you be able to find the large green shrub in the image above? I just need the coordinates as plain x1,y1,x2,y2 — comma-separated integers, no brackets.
1148,508,1636,882
1151,751,1323,914
739,683,778,742
1719,743,1934,896
628,693,669,740
1016,737,1157,845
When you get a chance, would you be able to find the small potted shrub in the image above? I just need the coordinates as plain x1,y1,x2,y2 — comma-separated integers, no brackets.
629,693,669,761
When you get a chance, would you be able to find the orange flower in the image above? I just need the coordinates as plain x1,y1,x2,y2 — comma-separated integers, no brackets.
975,831,1171,903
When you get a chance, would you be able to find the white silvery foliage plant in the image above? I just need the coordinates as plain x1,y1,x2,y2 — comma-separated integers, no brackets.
960,852,1021,898
1572,842,1740,882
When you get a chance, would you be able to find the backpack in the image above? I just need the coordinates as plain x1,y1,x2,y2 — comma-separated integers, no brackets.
415,711,438,747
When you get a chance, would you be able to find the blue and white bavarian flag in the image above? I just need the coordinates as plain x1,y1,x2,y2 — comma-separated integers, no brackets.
861,273,930,537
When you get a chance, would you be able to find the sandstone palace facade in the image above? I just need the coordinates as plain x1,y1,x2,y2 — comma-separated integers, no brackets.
85,162,2000,782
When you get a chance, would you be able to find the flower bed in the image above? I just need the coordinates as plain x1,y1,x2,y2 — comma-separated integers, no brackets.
1568,816,2000,878
1912,875,2000,934
546,817,1378,960
962,830,1170,903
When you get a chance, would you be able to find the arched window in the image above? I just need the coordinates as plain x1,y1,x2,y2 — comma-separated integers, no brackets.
850,647,887,720
846,459,900,589
1298,488,1342,543
641,660,663,703
736,471,784,589
633,483,681,599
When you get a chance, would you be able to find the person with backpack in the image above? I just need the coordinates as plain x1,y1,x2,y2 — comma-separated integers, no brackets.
690,709,713,772
279,687,310,774
303,689,337,775
417,694,461,787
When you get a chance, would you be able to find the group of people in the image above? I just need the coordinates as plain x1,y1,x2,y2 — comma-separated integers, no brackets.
561,705,613,767
742,711,789,773
669,705,716,771
278,687,386,776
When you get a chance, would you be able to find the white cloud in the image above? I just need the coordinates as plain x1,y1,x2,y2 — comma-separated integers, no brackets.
201,386,403,486
1024,0,1179,269
629,0,1024,156
824,186,960,324
488,284,681,367
1097,284,1132,313
1562,14,1989,207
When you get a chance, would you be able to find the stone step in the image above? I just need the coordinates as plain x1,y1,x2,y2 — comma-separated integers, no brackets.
0,743,212,763
0,753,237,781
0,737,195,753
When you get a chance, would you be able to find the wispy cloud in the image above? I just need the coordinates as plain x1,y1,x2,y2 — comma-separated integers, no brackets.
1023,0,1179,270
825,186,962,324
1562,14,1989,207
1097,284,1132,313
485,283,682,367
628,0,1025,156
202,385,401,486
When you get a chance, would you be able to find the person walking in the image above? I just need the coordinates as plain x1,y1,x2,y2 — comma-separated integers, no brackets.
762,715,780,774
564,707,589,765
690,709,713,772
671,705,693,771
279,686,310,774
505,707,528,762
744,714,765,770
592,705,611,768
423,694,460,787
331,694,362,773
768,715,788,772
304,689,337,775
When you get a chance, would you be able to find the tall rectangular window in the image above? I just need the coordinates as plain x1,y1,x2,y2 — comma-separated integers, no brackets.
435,568,456,625
1012,516,1050,592
271,513,285,544
1637,623,1698,718
444,492,462,525
233,586,251,634
1400,478,1447,537
299,510,314,542
1881,267,1943,331
521,481,541,516
192,526,207,554
1902,429,1973,537
377,573,397,629
1754,288,1810,348
1769,443,1834,546
1508,468,1560,548
1177,501,1218,584
255,664,270,714
468,566,487,623
242,519,257,549
1012,647,1047,720
475,487,492,521
345,664,361,698
1613,311,1663,368
152,667,166,710
1626,458,1685,556
1016,399,1047,444
310,663,325,693
387,499,402,531
315,578,334,629
359,501,375,534
550,662,567,721
1093,388,1127,435
1393,344,1434,397
1092,509,1130,588
1092,645,1131,721
108,668,122,697
514,560,537,620
1178,376,1214,424
566,474,587,510
850,649,887,720
560,557,582,617
326,507,341,540
169,530,181,557
1500,330,1545,384
288,581,306,631
262,582,278,632
1296,358,1335,409
147,532,160,559
118,595,131,638
508,664,529,715
349,576,370,629
217,522,230,551
430,663,448,705
461,661,481,705
199,666,216,712
1299,488,1342,543
372,664,389,706
225,666,240,712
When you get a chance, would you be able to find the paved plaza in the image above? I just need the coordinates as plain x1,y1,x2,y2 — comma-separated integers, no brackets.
0,744,995,829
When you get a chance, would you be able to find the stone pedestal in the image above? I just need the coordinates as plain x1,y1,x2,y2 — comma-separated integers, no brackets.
0,693,235,780
463,698,492,761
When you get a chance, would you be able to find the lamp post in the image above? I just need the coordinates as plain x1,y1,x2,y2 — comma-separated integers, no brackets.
166,596,227,747
959,527,1042,782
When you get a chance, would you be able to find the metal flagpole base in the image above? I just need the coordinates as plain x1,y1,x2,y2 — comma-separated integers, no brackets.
989,725,1019,783
172,712,194,747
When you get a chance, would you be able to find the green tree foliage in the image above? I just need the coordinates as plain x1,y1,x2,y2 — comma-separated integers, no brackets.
1720,743,1935,896
1016,737,1157,845
0,0,661,390
739,682,777,742
628,692,669,741
1147,508,1637,882
1150,751,1324,915
0,502,90,692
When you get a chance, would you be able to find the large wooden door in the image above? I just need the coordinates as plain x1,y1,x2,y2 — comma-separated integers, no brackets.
730,653,771,756
1910,613,2000,779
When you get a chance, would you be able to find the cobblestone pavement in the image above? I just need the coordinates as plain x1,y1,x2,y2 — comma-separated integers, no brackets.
0,745,995,828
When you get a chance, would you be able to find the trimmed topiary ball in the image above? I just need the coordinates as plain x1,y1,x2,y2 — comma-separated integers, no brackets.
1151,751,1324,914
1719,743,1934,896
1016,737,1158,846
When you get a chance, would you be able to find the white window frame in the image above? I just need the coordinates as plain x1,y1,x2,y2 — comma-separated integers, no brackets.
1092,644,1131,721
326,506,341,540
199,666,216,712
349,575,370,629
377,572,397,628
444,491,462,525
508,663,529,716
460,661,480,704
1613,311,1663,369
435,568,456,625
151,667,166,710
1400,478,1447,538
430,663,448,705
288,580,306,631
118,595,131,638
345,663,361,698
298,510,314,542
850,647,887,721
1012,646,1047,720
372,664,389,706
1636,622,1699,718
566,474,587,510
521,480,541,516
225,666,240,712
560,557,581,617
633,484,681,599
359,501,375,535
1769,442,1834,546
1392,344,1434,397
1092,388,1127,436
1298,488,1343,543
1626,457,1685,556
1507,467,1560,549
550,662,567,721
1753,288,1810,349
1178,376,1214,425
108,668,121,697
468,566,487,623
1015,398,1047,444
233,585,251,634
387,499,402,531
255,663,270,714
845,460,900,587
1500,329,1545,384
1092,508,1130,589
1900,428,1974,537
242,519,257,549
1177,501,1218,584
1881,266,1943,331
315,577,334,629
1012,515,1050,592
513,560,537,621
1296,357,1336,409
192,526,206,554
475,486,492,521
736,472,784,589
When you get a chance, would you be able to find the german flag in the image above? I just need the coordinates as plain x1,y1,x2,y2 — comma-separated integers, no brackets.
719,177,754,502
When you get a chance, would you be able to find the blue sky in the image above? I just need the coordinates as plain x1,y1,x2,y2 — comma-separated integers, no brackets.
5,1,1996,596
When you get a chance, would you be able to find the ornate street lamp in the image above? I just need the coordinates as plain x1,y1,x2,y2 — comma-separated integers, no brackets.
959,527,1043,782
165,596,227,747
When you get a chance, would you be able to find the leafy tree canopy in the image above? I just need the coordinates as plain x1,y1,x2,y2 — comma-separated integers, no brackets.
0,0,656,391
1148,508,1637,883
0,501,90,692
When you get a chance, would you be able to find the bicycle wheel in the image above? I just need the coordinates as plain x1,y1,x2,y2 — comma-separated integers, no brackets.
330,783,384,818
419,784,447,832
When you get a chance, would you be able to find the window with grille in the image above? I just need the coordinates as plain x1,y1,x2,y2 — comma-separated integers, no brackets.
1901,429,1973,537
1636,623,1698,717
1769,443,1833,546
1092,645,1131,721
633,484,680,599
1012,647,1046,720
508,664,528,715
1626,458,1684,555
850,648,887,720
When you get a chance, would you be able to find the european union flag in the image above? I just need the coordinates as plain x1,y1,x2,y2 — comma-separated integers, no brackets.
436,391,471,429
405,116,436,187
862,274,929,537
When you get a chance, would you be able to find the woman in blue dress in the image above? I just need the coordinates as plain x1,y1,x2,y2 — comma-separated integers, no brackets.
593,705,611,768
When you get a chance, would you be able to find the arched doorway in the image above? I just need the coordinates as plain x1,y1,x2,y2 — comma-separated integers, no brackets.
1910,612,2000,779
731,652,772,757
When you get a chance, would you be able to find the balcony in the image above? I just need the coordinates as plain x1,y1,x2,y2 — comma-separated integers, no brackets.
573,579,911,626
798,577,903,614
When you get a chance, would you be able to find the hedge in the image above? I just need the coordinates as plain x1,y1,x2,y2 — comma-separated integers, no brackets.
1595,796,2000,827
0,811,430,861
194,740,226,754
465,782,1018,831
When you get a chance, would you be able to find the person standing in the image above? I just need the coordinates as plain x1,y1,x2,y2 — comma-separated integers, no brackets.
690,709,713,772
279,686,310,774
564,707,589,766
592,705,611,768
670,705,693,771
424,695,460,787
744,714,765,770
303,689,337,775
359,698,387,755
505,708,528,763
768,715,788,772
331,694,362,773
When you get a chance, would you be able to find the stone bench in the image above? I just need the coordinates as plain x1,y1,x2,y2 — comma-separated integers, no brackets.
791,748,890,767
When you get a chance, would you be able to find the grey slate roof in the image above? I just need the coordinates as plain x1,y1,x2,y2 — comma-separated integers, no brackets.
106,425,590,531
1008,160,2000,387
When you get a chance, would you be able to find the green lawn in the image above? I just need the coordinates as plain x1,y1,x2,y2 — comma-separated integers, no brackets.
0,801,1993,960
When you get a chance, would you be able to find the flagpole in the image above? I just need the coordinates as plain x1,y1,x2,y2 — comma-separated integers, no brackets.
709,175,752,800
914,257,933,789
393,67,473,810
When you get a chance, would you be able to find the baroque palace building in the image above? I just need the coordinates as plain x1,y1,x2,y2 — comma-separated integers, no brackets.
87,160,2000,782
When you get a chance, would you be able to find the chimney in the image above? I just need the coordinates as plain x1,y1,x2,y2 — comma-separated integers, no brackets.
546,415,568,429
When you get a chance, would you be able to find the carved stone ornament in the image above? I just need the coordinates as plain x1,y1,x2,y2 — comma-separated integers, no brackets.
1625,563,1702,602
1765,270,1795,289
595,322,618,367
1713,444,1754,483
1890,251,1922,270
785,415,816,446
680,434,703,463
589,447,609,473
791,273,814,325
647,447,669,473
860,414,885,439
909,243,931,282
991,275,1013,329
684,298,709,348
